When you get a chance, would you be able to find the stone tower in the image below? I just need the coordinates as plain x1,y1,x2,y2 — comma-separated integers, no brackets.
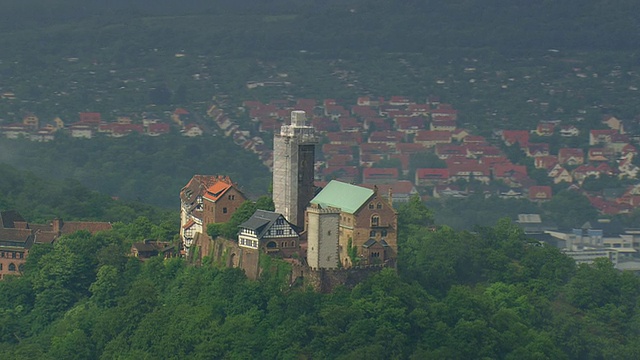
272,110,317,228
306,204,340,270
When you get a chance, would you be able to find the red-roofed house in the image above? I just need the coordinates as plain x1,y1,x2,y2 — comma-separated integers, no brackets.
395,117,427,134
326,132,362,145
431,107,458,121
558,148,584,165
389,96,411,106
528,186,552,202
396,142,427,155
338,117,362,132
311,117,339,133
368,131,405,147
415,168,450,186
589,129,618,146
362,168,399,184
435,144,466,159
322,166,359,183
572,165,600,184
588,148,612,162
548,164,573,184
534,155,559,170
360,181,419,203
79,112,102,125
407,104,431,116
351,106,378,118
493,164,529,187
326,154,354,167
526,143,549,157
560,125,580,137
502,130,530,147
147,122,171,136
463,135,487,145
182,123,203,137
180,175,247,252
430,119,457,131
535,122,556,136
322,143,354,157
415,130,452,147
448,163,490,184
363,117,392,131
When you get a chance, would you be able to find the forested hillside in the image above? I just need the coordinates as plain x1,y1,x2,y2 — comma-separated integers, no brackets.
0,0,637,53
0,163,176,229
0,133,271,208
1,199,640,359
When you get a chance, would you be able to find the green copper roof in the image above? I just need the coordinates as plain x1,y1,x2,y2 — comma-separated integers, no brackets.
310,180,374,214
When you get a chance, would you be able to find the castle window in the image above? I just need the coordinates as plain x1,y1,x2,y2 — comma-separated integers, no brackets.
371,215,379,227
11,252,15,259
223,207,228,214
376,202,382,209
228,194,235,200
276,229,284,235
0,263,2,270
276,218,284,225
8,263,15,272
19,252,23,259
328,230,331,236
370,230,376,237
381,230,388,237
368,203,374,209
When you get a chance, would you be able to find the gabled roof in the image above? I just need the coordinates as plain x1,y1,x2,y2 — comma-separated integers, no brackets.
0,210,26,229
239,210,296,238
311,180,374,214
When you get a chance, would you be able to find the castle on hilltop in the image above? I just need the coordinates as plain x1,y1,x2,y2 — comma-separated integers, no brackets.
180,110,397,290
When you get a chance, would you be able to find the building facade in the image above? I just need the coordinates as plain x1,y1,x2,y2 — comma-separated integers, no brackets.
273,110,317,229
310,180,397,268
237,210,299,257
180,175,246,254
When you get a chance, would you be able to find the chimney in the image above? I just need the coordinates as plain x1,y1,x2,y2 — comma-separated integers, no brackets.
52,218,63,234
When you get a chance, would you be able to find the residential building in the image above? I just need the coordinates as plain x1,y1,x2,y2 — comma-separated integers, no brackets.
180,175,247,253
237,210,299,257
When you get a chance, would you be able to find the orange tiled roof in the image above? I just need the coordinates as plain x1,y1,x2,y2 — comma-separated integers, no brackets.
203,181,231,202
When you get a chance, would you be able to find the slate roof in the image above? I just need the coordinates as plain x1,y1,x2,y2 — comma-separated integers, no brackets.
239,210,295,239
0,210,26,229
311,180,374,214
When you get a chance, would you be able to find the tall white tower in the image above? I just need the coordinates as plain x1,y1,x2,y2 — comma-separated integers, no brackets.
272,110,317,229
307,204,340,270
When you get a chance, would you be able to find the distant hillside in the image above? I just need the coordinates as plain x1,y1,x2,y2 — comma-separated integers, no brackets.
0,133,271,209
0,0,637,54
0,162,175,224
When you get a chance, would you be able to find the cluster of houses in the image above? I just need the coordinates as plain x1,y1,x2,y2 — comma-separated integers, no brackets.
0,209,180,280
212,96,640,215
0,210,113,280
0,109,205,141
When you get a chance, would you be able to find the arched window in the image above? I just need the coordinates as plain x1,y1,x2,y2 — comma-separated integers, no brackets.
8,263,16,272
266,241,277,248
371,215,379,227
376,202,382,209
368,203,374,209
